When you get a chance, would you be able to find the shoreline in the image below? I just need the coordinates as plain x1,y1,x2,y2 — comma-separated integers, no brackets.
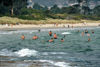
0,55,73,67
0,23,100,30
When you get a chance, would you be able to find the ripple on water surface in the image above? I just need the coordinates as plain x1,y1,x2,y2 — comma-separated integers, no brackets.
0,27,100,67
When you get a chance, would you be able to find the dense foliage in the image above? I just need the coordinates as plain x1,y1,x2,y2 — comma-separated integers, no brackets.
0,0,27,16
0,0,100,20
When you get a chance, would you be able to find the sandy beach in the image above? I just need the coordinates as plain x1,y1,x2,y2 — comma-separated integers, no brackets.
0,23,100,30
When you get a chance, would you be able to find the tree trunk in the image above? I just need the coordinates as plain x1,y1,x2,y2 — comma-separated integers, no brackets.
80,2,83,14
11,7,13,16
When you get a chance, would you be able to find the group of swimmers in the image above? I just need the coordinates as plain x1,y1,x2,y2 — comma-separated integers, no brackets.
21,29,94,42
21,30,64,42
21,35,38,40
48,31,64,42
79,29,94,42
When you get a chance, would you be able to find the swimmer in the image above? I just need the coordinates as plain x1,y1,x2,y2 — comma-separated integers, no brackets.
88,38,91,42
49,31,52,36
91,30,94,34
61,38,64,42
32,35,38,40
85,30,88,34
38,29,41,32
87,33,90,37
53,33,57,39
49,38,54,42
21,35,25,40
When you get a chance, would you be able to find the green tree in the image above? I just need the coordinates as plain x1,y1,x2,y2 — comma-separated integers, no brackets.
50,4,61,14
33,3,44,10
82,6,91,15
43,6,48,10
93,5,100,16
77,0,89,15
0,0,27,16
77,0,83,3
61,5,80,14
0,0,9,16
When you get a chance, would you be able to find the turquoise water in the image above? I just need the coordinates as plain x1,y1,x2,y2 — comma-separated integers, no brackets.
0,27,100,67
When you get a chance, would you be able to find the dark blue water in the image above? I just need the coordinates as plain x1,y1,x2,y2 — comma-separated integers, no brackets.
0,27,100,67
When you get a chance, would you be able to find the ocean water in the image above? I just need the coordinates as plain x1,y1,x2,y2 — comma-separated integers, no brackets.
0,27,100,67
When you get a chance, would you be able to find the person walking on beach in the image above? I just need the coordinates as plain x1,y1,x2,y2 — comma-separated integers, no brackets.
33,35,38,40
72,25,73,28
53,33,57,39
68,25,70,28
49,31,52,36
56,23,58,27
21,35,25,40
11,24,13,28
83,22,87,25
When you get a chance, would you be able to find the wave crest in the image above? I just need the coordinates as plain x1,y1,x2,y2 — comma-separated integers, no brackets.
15,48,38,57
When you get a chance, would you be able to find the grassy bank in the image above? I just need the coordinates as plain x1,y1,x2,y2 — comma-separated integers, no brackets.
0,16,100,25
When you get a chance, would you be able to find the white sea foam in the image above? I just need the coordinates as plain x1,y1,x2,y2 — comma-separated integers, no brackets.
0,32,13,34
37,60,74,67
0,48,38,57
15,48,38,57
15,30,37,33
54,62,71,67
0,49,16,56
42,52,67,55
42,28,68,32
0,30,37,35
62,32,71,35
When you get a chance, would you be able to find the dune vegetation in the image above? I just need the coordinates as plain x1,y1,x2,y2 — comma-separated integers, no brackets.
0,16,100,25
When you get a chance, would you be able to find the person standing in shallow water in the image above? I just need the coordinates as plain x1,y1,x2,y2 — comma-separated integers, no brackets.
85,30,88,34
49,31,52,36
53,33,57,39
21,35,25,40
38,29,41,32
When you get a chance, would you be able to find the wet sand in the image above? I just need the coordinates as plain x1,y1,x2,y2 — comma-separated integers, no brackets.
0,56,76,67
0,61,43,67
0,56,56,67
